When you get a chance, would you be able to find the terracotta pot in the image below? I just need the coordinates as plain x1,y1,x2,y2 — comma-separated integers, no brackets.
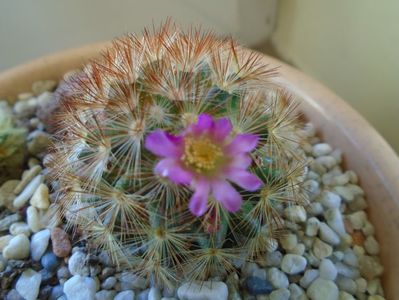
0,43,398,299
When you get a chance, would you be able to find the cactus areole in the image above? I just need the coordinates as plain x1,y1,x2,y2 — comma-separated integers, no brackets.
48,21,306,287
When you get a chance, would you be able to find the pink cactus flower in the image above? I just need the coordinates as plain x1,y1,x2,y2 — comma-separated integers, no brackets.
145,113,263,216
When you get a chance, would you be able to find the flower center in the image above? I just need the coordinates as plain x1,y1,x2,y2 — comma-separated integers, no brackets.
182,136,223,173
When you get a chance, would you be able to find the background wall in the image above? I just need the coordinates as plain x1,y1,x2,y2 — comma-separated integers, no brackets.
0,0,276,71
272,0,399,152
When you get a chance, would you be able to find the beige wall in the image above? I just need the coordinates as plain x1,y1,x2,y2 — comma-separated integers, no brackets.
0,0,276,71
272,0,399,152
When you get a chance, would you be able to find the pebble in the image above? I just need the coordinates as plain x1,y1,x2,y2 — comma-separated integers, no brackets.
15,269,42,300
3,234,30,259
319,191,341,209
264,251,282,267
118,271,147,290
149,287,161,300
339,291,355,300
270,288,290,300
6,289,24,300
13,174,43,208
68,251,89,276
30,183,50,209
319,259,337,280
281,254,307,274
268,267,289,289
299,269,319,289
319,222,340,245
284,206,307,223
32,80,57,94
13,166,42,194
335,262,360,279
0,180,19,208
49,284,64,300
313,143,332,157
9,222,31,237
0,234,13,251
101,276,117,290
95,290,117,300
288,283,306,300
41,252,61,272
177,281,228,300
114,290,135,300
313,238,333,259
359,256,384,280
26,205,44,232
30,228,50,261
325,208,346,237
336,276,357,295
137,289,150,300
280,233,298,251
306,217,320,237
342,249,358,267
364,236,380,255
51,227,72,257
0,213,21,231
245,276,273,295
63,275,97,300
307,278,339,300
315,156,337,169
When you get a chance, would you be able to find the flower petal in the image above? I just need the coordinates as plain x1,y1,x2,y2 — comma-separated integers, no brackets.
145,130,182,158
225,134,259,155
224,169,263,191
211,179,242,212
154,158,193,184
229,154,252,169
189,178,210,216
212,117,233,140
190,113,214,135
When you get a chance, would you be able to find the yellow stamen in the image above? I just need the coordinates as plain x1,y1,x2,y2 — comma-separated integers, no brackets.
182,136,223,173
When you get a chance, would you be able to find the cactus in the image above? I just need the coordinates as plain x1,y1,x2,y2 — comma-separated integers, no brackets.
0,101,27,184
48,21,307,287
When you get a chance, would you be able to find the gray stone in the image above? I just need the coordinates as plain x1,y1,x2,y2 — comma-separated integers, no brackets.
68,251,89,276
270,288,290,300
364,236,380,255
307,278,339,300
149,287,161,300
9,222,31,237
118,271,147,290
63,275,97,300
306,217,320,237
313,143,332,157
324,208,346,237
101,276,117,290
245,276,273,295
284,206,307,223
319,191,341,209
299,269,319,289
336,276,357,295
15,269,42,300
0,213,21,231
281,254,307,275
268,267,289,289
42,252,61,272
3,234,30,260
114,290,135,300
313,238,333,259
318,222,340,246
319,259,337,281
95,290,117,300
177,281,228,300
30,229,50,261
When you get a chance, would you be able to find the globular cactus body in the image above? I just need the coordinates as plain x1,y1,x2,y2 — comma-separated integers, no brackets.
49,21,307,287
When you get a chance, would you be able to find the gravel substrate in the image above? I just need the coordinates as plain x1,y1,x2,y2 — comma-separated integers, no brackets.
0,78,386,300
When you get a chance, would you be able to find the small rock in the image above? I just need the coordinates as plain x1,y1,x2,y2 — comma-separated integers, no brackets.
319,222,340,245
13,166,42,195
15,269,42,300
339,291,355,300
288,283,306,300
335,262,360,279
30,183,50,209
284,206,307,223
280,233,298,251
68,251,89,276
3,234,30,260
95,290,117,300
51,227,71,257
319,259,337,281
281,254,307,275
32,80,57,94
270,288,290,300
342,249,358,267
9,222,31,237
57,266,71,279
306,217,320,237
355,277,367,293
0,180,19,208
336,276,357,295
359,256,384,280
49,284,64,300
299,269,319,289
101,276,117,290
118,271,147,290
264,251,283,267
364,236,380,255
41,252,61,272
313,143,332,157
325,208,346,237
319,191,341,209
137,289,150,300
30,229,50,261
27,206,44,232
13,175,43,209
5,289,24,300
307,278,339,300
315,156,337,169
313,238,333,259
0,234,13,251
0,213,21,231
245,276,273,295
177,281,228,300
268,267,289,289
149,287,161,300
63,275,97,300
114,290,135,300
